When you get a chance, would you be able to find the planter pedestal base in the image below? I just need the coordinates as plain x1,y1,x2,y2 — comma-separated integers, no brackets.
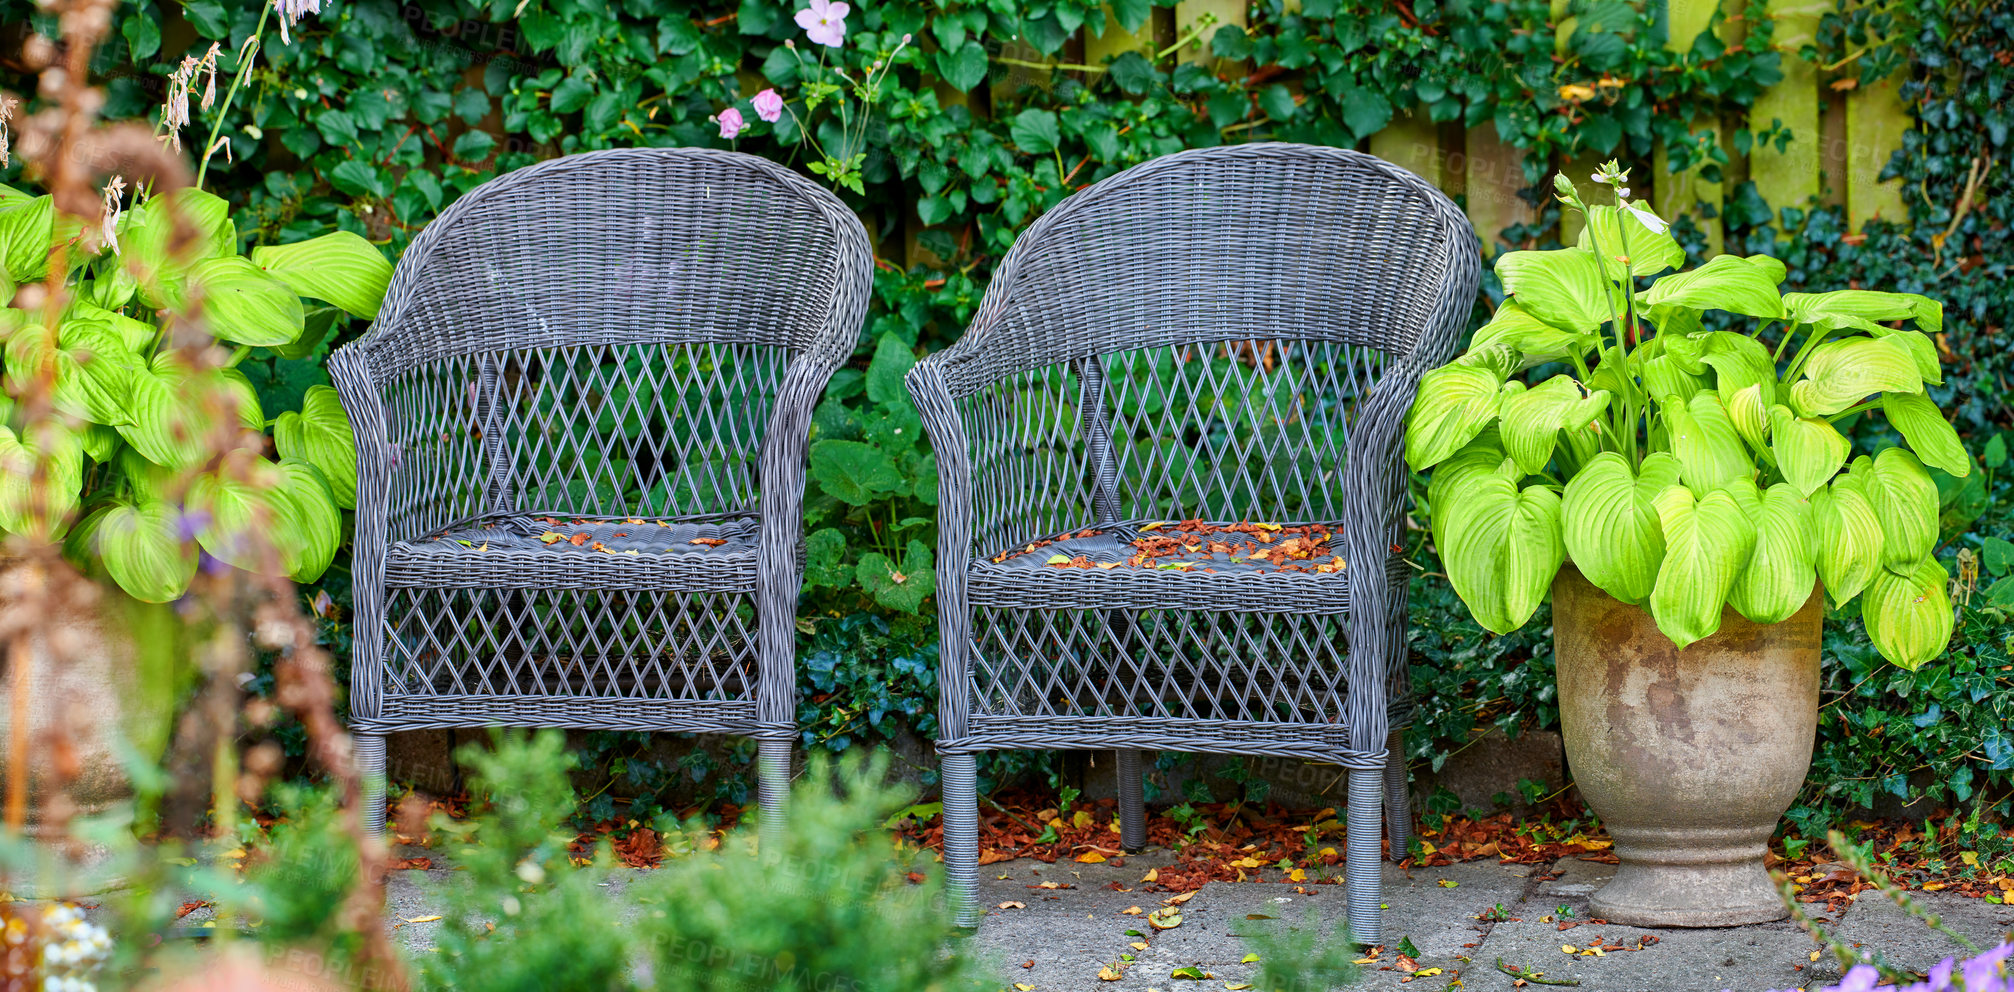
1591,824,1786,927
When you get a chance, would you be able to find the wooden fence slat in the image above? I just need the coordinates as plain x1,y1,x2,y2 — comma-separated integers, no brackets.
1085,3,1154,63
1749,0,1825,222
1657,0,1727,255
1369,103,1441,188
1466,124,1535,257
1174,0,1246,65
1846,66,1909,228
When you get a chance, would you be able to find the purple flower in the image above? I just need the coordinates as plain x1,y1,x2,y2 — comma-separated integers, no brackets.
793,0,849,47
1836,965,1884,992
714,107,747,140
751,88,784,124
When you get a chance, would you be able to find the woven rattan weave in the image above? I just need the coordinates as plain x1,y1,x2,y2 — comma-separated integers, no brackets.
331,148,870,845
906,143,1478,940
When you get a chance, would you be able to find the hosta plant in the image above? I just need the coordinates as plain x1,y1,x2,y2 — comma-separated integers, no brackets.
1407,163,1959,670
0,181,388,602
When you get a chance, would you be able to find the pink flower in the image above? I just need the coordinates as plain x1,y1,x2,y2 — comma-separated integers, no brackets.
714,107,747,139
793,0,849,47
751,88,784,123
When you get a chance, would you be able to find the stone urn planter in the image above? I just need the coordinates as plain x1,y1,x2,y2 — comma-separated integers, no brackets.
1552,566,1822,927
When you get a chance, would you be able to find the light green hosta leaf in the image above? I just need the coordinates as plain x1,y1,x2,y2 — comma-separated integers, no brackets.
1666,392,1752,496
1467,301,1597,369
66,299,159,353
188,463,286,574
1640,354,1709,404
1405,361,1507,471
1810,474,1884,607
1769,405,1850,496
1640,254,1787,320
1852,448,1938,575
1789,336,1923,416
119,447,177,504
1555,416,1605,477
1577,203,1687,277
120,357,217,470
122,188,237,308
1745,254,1789,285
270,459,342,582
272,384,356,509
219,367,265,432
1648,484,1759,650
80,424,121,463
1495,248,1616,333
1427,431,1513,537
5,320,142,427
1699,331,1777,406
181,256,306,348
1861,557,1953,671
1437,473,1564,634
1784,289,1943,335
0,191,56,283
0,422,84,542
1560,451,1675,605
1728,383,1771,454
250,230,393,320
1727,483,1818,625
83,498,197,603
1879,392,1968,478
1498,377,1610,475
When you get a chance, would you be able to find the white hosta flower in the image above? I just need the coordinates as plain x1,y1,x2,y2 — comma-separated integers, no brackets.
274,0,323,44
1627,203,1670,234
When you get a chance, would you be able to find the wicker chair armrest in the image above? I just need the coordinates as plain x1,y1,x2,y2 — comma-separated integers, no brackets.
327,338,410,545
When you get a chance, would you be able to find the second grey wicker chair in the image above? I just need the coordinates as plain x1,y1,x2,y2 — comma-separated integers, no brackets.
329,148,870,843
906,143,1478,941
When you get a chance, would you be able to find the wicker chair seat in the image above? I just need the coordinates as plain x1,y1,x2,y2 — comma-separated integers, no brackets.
969,523,1410,612
385,516,762,591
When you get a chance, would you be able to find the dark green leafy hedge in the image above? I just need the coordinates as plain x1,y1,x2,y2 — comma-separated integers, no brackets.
3,0,2008,825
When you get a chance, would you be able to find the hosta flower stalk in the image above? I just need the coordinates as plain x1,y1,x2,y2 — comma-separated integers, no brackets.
1407,165,1960,670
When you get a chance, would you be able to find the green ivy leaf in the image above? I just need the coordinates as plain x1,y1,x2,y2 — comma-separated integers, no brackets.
809,440,904,506
857,538,936,614
1009,109,1061,154
865,333,918,406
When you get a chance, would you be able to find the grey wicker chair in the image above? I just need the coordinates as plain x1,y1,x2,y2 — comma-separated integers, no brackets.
329,148,871,843
905,143,1478,941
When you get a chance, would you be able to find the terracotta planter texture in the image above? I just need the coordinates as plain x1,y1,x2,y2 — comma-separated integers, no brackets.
1553,566,1822,927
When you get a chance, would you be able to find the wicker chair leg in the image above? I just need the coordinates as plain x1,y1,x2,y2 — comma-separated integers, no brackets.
1345,767,1384,946
1115,749,1147,851
941,752,981,927
1384,726,1412,863
756,738,791,857
356,732,387,836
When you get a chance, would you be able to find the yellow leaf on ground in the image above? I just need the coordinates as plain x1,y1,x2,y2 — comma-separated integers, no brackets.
1229,857,1264,869
1923,882,1947,891
1077,851,1108,864
1122,906,1143,915
1131,942,1149,951
1561,945,1578,954
1960,852,1980,866
1148,907,1183,930
1141,868,1159,882
1810,951,1822,962
1016,984,1037,991
1098,966,1123,981
1416,968,1444,977
1074,810,1094,829
1240,953,1260,964
998,901,1027,909
402,915,443,924
1225,984,1255,991
1287,868,1307,882
1164,891,1197,906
